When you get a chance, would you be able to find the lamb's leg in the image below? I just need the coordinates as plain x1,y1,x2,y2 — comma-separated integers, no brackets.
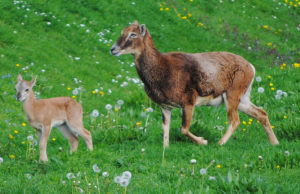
161,107,171,148
57,124,79,153
39,124,51,162
181,105,208,145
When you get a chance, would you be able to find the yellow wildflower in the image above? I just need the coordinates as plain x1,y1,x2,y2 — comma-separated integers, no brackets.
16,64,20,67
276,165,280,169
242,128,246,132
10,155,16,159
225,121,228,125
198,22,204,27
22,141,25,144
67,87,71,91
263,25,269,29
267,75,272,79
271,125,274,129
248,121,252,125
269,83,273,87
136,122,142,126
294,63,300,68
165,7,169,11
160,7,163,11
249,118,253,122
107,43,111,47
188,13,192,17
9,134,14,139
266,42,272,46
52,138,56,141
177,13,181,17
99,91,104,95
283,115,287,119
114,108,119,112
190,0,194,2
271,87,275,91
92,90,96,94
14,130,18,134
280,66,284,70
282,63,286,67
182,16,187,20
242,121,246,125
22,122,26,127
217,164,221,168
72,95,76,99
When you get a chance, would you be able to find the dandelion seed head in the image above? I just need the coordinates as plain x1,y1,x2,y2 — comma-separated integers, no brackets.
285,150,290,156
258,87,264,93
190,159,197,164
66,173,75,179
102,171,109,177
200,168,207,175
105,104,112,111
122,171,132,179
119,178,130,187
92,164,101,173
0,157,3,163
256,76,262,82
114,176,122,183
91,109,99,118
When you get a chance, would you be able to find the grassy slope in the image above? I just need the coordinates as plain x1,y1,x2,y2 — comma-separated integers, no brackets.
0,0,300,193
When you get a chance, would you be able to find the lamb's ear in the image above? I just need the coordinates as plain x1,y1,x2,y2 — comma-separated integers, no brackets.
132,20,138,25
139,24,146,37
31,76,37,87
17,74,22,82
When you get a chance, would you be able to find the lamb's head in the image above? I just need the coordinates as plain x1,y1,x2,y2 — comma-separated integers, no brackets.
15,75,36,102
110,21,147,56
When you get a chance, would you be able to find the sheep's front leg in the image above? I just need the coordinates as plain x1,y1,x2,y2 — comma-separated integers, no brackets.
161,108,171,148
181,105,208,145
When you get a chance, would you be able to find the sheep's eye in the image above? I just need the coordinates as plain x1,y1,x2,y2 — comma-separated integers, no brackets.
25,89,29,92
130,33,137,38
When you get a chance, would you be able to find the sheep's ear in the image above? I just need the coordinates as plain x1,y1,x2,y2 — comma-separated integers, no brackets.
31,76,37,87
132,20,138,25
17,74,22,82
139,24,146,37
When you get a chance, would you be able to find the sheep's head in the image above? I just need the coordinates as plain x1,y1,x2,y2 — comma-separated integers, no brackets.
110,21,147,56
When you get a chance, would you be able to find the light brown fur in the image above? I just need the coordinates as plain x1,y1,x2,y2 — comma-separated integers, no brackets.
111,21,279,147
16,75,93,162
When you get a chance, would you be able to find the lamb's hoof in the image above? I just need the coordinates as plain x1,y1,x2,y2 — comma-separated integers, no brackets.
195,137,208,145
202,139,208,145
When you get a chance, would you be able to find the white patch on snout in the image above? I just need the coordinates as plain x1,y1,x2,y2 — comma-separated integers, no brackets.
196,95,223,106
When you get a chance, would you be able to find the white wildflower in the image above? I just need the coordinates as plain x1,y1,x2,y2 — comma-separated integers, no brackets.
92,164,101,173
200,168,207,175
25,173,32,179
285,150,290,157
122,171,132,180
282,92,288,97
91,109,99,118
209,176,216,180
256,76,262,82
117,99,124,105
258,155,263,160
258,87,264,93
146,107,153,112
119,178,130,187
66,173,75,179
114,176,122,183
141,148,145,153
190,159,197,164
102,172,109,177
276,90,283,95
105,104,112,110
0,157,3,163
27,135,34,142
216,125,224,131
275,94,281,100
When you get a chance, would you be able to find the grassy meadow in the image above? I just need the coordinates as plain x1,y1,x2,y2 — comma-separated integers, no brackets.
0,0,300,193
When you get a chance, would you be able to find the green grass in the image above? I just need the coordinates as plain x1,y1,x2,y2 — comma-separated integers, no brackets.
0,0,300,193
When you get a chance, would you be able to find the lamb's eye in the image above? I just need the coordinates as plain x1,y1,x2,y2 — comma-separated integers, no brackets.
130,33,137,38
25,89,29,92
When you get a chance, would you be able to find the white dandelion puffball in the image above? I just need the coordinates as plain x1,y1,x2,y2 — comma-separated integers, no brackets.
114,176,122,183
200,168,207,175
59,146,63,152
216,125,224,131
275,94,281,100
91,109,99,118
141,148,145,153
256,76,262,82
257,87,264,93
0,157,3,163
105,104,112,110
66,173,75,179
122,171,132,179
102,172,109,177
119,178,130,187
25,173,32,179
27,135,34,142
282,92,288,97
190,159,197,164
74,57,80,61
276,90,283,95
41,69,45,73
72,88,79,95
285,150,290,157
258,155,263,160
146,107,153,112
209,176,216,180
92,164,101,173
117,99,124,105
